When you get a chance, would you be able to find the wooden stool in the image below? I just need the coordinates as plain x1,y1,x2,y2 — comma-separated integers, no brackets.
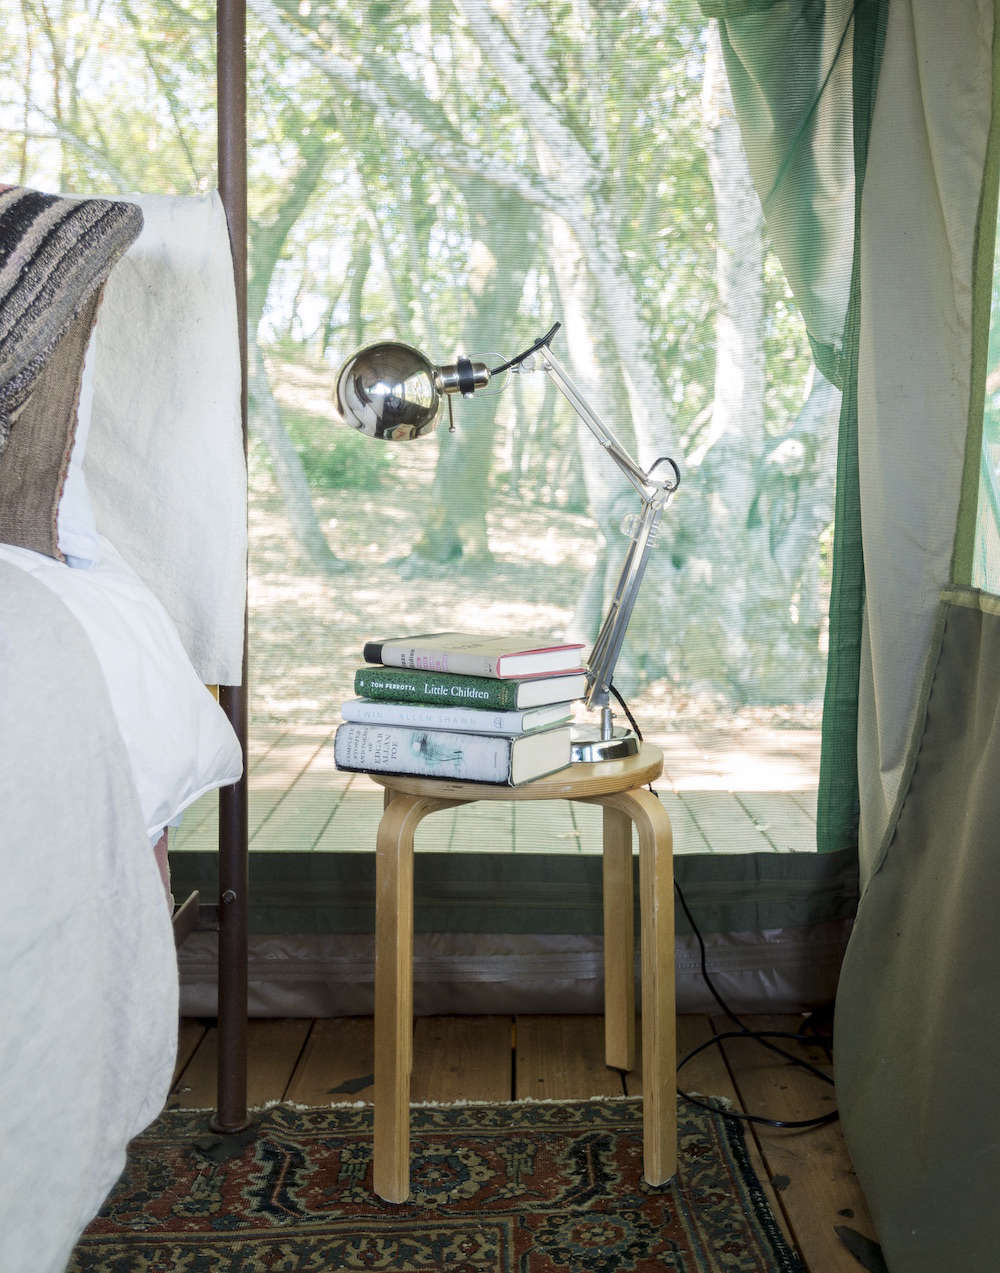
367,742,676,1203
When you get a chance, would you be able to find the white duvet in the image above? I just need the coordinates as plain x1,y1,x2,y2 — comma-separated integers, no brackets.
0,545,242,1273
0,537,242,839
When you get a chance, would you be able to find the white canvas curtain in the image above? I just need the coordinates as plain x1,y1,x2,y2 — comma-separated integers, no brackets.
854,0,994,884
834,3,1000,1271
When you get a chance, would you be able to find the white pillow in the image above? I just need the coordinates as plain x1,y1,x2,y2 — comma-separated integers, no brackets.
56,327,100,568
0,536,242,838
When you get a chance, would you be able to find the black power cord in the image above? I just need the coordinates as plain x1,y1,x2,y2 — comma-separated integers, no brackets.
609,682,839,1129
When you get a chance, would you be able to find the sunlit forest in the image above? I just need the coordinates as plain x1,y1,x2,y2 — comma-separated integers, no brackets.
1,0,843,733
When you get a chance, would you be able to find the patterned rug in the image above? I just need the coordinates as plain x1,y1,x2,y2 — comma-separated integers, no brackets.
69,1097,803,1272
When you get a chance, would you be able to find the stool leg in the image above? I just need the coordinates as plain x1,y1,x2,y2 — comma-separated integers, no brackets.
602,788,676,1185
602,806,636,1072
373,794,421,1204
631,787,677,1184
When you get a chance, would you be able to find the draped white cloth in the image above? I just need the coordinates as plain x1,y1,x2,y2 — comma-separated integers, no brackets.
86,191,246,685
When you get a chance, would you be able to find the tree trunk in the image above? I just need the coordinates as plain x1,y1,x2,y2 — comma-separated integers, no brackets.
246,130,347,576
248,341,344,576
407,188,538,569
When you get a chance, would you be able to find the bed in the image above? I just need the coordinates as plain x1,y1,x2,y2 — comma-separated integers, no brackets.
0,94,251,1273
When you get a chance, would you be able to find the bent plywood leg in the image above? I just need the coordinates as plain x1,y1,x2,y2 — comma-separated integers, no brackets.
597,787,676,1185
373,793,457,1203
601,804,636,1072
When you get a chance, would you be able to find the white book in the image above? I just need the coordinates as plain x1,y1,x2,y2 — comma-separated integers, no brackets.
334,722,572,785
340,697,574,736
362,631,586,679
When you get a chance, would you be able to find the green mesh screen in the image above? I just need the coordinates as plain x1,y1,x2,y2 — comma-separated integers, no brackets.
0,0,870,853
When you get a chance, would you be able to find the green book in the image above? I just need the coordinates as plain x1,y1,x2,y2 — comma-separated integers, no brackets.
353,665,588,710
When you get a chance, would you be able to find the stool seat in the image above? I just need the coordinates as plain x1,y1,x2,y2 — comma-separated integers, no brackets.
368,741,677,1203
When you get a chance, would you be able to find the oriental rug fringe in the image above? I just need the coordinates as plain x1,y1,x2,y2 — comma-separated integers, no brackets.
69,1096,803,1272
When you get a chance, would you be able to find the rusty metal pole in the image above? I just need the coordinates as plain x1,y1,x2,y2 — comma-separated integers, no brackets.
213,0,250,1134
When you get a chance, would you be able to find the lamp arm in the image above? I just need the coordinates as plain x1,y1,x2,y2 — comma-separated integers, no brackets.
539,347,653,499
585,490,666,711
531,344,679,718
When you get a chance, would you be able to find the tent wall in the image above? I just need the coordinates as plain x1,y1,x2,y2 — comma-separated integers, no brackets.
833,2,1000,1270
171,847,858,1016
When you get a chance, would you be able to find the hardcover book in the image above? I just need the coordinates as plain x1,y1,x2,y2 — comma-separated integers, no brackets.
353,665,588,710
340,697,574,735
333,722,572,785
361,631,586,679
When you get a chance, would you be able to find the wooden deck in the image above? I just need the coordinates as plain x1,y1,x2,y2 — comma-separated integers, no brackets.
172,1012,876,1273
173,723,821,856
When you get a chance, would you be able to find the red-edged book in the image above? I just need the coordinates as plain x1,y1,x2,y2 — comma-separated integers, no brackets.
361,631,586,680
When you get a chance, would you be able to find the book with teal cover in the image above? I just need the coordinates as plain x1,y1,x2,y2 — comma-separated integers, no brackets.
353,665,587,710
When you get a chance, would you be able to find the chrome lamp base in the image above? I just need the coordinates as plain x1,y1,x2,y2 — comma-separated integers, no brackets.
570,723,640,763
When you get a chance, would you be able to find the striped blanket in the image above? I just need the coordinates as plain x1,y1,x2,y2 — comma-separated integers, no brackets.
0,184,142,454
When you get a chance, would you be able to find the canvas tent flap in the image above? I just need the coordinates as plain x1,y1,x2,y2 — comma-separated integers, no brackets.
705,0,857,386
835,592,1000,1271
855,0,993,880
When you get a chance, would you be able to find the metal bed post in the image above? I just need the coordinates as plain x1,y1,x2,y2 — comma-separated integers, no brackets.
214,0,250,1133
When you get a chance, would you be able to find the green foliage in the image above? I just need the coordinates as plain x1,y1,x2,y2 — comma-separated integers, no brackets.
283,406,390,491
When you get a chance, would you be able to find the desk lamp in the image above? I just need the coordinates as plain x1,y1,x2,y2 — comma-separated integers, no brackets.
335,322,680,763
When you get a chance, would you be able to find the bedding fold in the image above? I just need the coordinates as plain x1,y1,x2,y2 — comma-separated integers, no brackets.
0,561,178,1273
86,190,246,685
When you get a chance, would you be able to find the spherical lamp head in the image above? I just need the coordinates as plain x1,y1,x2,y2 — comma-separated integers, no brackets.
335,341,441,440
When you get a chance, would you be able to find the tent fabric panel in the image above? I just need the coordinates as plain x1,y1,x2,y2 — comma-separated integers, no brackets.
815,0,888,856
168,845,859,939
956,7,1000,587
834,594,1000,1273
855,0,993,882
177,920,852,1018
709,0,857,385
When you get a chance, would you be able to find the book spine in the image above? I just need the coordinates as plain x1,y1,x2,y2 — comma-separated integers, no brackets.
334,723,513,783
354,666,518,709
342,698,534,734
361,640,384,664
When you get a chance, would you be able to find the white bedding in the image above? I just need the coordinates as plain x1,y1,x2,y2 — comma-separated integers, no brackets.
0,561,183,1273
87,191,247,685
0,537,242,839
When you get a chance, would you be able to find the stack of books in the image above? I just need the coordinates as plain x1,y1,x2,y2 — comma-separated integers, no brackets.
333,632,588,785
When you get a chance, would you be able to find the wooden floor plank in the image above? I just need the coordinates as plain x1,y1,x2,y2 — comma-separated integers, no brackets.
173,1018,206,1086
411,1016,512,1103
249,729,333,839
658,792,711,855
170,1019,311,1110
514,1014,623,1100
790,789,818,820
680,791,775,854
251,731,341,852
512,800,581,853
569,800,603,853
315,789,386,853
169,1023,217,1110
736,792,816,853
449,801,514,853
714,1014,878,1273
626,1015,796,1251
244,1019,313,1105
285,1017,375,1105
